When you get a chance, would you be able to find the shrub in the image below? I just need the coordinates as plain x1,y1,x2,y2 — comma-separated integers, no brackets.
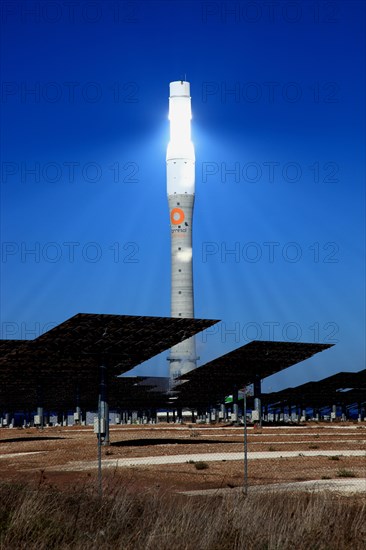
337,469,356,478
194,461,209,470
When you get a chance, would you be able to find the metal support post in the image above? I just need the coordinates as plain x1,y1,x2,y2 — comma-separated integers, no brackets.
232,387,239,424
243,391,248,495
253,375,262,426
99,360,109,445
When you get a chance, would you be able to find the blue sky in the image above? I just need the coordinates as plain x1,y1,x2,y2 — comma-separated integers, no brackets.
1,0,365,391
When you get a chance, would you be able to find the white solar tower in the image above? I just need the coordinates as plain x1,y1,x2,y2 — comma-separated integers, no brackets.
166,80,197,383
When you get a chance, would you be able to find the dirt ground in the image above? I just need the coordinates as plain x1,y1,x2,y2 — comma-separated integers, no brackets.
0,423,365,494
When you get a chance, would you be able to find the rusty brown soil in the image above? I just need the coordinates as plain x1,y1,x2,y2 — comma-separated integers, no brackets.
0,423,365,494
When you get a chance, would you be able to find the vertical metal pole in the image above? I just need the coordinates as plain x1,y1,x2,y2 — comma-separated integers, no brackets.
253,375,262,427
232,386,239,425
37,406,44,428
243,390,248,495
75,383,81,425
97,394,102,499
100,361,109,445
36,382,44,429
220,402,226,422
331,403,337,422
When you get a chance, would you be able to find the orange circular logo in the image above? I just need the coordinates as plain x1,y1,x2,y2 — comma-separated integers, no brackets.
170,208,185,225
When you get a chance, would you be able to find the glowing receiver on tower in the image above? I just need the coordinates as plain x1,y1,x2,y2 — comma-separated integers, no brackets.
167,81,197,383
166,81,195,195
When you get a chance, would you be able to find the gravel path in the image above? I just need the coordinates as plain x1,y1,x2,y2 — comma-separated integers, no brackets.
181,478,366,496
54,449,366,471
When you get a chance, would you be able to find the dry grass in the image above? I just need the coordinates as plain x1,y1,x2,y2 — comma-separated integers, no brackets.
0,478,365,550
